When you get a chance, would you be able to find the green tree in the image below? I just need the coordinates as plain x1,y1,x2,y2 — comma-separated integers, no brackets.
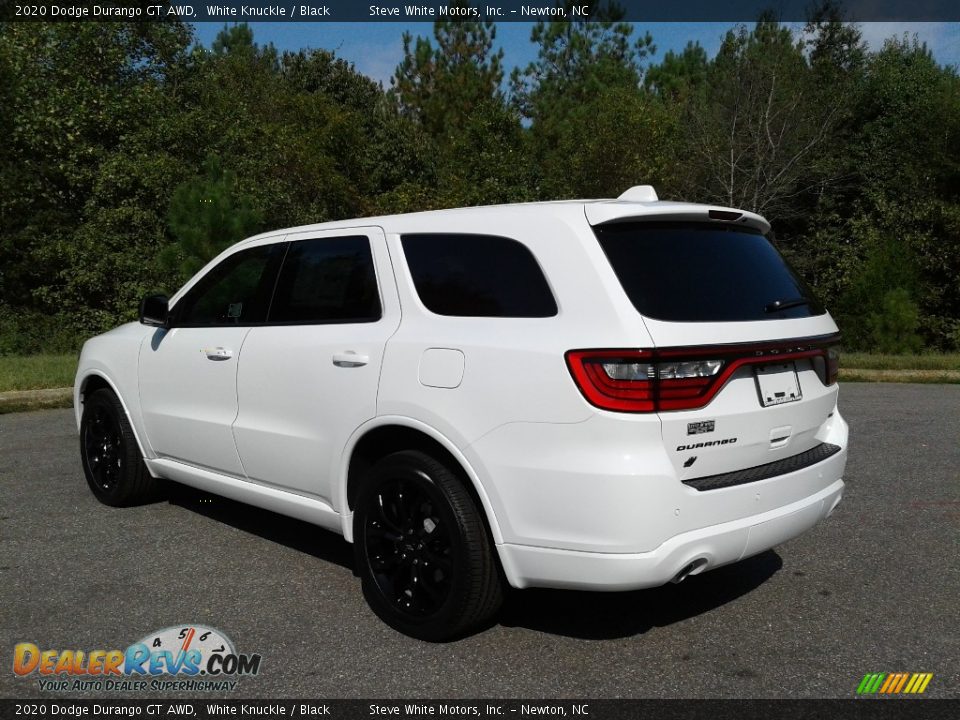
512,2,658,197
211,22,256,56
160,158,262,283
644,41,708,100
510,2,653,123
510,0,656,125
389,8,530,208
0,21,193,343
826,37,960,349
2,18,959,356
392,4,505,138
680,16,840,216
544,85,678,198
869,288,923,354
282,46,439,212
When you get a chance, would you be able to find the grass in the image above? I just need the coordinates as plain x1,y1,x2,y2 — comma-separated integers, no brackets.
842,352,960,371
839,368,960,384
840,352,960,383
0,353,77,393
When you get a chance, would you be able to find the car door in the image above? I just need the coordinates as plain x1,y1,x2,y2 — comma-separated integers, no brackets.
232,227,400,504
138,241,286,477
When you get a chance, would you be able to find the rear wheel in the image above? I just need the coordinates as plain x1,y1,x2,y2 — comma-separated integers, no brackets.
80,388,159,506
353,450,502,641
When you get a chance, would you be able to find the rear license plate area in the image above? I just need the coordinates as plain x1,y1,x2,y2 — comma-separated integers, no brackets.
755,362,801,407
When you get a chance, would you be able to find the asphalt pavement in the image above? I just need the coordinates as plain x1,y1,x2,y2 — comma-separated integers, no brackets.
1,383,957,699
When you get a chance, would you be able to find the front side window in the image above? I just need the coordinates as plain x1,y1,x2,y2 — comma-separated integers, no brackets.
401,233,557,318
174,244,283,327
268,236,381,324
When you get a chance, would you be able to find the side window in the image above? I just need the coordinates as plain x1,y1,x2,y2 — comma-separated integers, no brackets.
174,244,283,327
400,234,557,318
268,235,381,324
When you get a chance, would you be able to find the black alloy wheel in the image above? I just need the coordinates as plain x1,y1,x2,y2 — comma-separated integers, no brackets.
354,450,503,641
83,401,123,493
364,475,454,617
80,388,159,506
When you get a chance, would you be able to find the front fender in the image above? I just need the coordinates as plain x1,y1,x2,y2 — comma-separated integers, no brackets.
74,324,154,460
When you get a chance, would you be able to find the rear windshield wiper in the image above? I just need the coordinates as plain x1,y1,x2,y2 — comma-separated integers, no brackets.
764,297,811,313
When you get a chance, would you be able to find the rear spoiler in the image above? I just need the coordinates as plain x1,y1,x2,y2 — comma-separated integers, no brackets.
584,200,771,235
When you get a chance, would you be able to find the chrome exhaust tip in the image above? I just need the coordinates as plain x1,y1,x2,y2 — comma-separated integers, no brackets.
671,558,708,584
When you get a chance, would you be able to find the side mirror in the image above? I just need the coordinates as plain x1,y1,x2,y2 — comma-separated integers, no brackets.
139,294,170,327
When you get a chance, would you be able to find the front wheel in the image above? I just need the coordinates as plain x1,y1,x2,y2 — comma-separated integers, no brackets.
80,388,159,507
353,450,503,641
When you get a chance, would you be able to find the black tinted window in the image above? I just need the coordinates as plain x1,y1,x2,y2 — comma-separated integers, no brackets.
268,236,381,324
594,222,825,322
175,244,281,326
401,234,557,318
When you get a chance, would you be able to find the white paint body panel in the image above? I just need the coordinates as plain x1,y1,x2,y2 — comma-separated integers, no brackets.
75,196,847,592
138,325,250,476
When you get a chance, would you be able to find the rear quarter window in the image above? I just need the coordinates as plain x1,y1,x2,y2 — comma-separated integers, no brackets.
401,233,557,318
593,222,825,322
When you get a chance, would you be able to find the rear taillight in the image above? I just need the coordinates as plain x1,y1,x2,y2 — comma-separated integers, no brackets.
568,351,657,412
566,351,724,413
827,345,840,385
566,335,841,413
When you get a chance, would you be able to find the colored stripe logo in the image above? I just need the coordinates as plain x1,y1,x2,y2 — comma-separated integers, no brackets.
857,673,933,695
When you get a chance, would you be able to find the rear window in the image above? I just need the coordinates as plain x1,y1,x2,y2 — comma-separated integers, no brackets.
401,234,557,318
593,222,825,322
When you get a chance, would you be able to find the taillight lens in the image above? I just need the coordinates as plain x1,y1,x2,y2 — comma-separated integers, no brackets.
566,351,724,413
570,351,657,412
566,335,841,413
826,345,840,385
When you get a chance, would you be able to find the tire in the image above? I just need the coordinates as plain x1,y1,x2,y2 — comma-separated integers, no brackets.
80,388,159,507
353,450,503,641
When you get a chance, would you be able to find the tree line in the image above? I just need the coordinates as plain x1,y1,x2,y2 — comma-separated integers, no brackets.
1,3,958,354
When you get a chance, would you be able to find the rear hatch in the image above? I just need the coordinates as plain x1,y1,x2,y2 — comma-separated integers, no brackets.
578,207,841,484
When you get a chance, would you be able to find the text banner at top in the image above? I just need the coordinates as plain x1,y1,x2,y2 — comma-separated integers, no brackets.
4,0,960,23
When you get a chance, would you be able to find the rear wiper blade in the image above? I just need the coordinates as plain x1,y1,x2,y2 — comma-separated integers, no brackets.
765,297,811,313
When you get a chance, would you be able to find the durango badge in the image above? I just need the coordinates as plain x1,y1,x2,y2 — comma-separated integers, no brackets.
677,438,738,452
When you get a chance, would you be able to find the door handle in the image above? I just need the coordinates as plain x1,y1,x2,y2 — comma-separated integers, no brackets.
204,347,233,361
332,351,369,368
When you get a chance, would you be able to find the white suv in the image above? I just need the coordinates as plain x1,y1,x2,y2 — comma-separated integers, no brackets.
75,186,847,640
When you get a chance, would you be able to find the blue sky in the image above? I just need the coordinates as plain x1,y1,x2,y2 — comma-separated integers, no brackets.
193,22,960,86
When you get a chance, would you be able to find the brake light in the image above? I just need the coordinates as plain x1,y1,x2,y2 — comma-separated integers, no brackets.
566,335,841,413
567,351,724,413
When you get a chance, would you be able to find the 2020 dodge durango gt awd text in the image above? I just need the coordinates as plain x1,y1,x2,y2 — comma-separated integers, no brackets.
75,186,848,640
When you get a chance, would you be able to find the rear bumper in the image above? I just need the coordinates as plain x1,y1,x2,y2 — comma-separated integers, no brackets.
497,476,844,591
470,399,848,590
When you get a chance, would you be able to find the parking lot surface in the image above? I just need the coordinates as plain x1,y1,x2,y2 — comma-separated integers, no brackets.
1,383,957,698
